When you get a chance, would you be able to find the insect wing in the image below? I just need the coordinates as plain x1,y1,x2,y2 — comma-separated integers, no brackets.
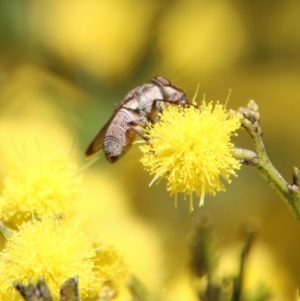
85,117,112,158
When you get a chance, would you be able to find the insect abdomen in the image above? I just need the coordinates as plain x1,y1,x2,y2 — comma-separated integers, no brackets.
103,108,137,162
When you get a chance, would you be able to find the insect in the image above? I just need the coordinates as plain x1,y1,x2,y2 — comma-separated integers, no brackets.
85,76,190,163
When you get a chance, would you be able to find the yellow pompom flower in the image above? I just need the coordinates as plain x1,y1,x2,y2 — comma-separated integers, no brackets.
140,101,241,211
88,243,129,300
0,153,82,224
0,217,96,301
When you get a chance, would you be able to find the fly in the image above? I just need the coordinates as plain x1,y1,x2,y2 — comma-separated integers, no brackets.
85,76,190,163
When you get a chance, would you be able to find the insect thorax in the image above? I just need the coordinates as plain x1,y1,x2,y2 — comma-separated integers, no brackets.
123,84,165,118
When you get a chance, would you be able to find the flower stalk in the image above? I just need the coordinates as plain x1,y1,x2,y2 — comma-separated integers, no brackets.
234,100,300,223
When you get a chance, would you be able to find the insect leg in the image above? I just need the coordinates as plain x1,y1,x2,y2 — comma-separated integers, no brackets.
128,119,152,144
149,97,195,122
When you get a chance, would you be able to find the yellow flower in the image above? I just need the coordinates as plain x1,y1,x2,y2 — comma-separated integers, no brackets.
0,217,95,301
88,243,129,300
140,101,241,211
0,153,82,225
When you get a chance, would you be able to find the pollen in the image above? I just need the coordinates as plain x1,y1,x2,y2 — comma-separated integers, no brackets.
140,101,241,211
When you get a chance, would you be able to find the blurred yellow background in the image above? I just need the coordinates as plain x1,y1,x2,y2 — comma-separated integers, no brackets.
1,0,300,300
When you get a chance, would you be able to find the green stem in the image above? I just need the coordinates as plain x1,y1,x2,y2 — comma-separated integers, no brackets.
127,274,153,301
234,100,300,224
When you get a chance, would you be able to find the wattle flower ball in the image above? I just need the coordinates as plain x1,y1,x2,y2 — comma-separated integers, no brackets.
140,101,241,211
